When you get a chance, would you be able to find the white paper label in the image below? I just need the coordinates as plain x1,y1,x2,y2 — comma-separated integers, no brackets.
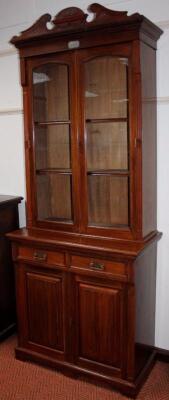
68,40,80,49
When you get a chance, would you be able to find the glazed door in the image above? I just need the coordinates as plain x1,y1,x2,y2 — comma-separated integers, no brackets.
16,263,66,361
26,45,134,237
72,273,127,377
27,53,80,231
77,44,134,239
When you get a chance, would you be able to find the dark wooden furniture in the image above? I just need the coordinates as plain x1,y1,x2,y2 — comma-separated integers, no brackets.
8,4,162,397
0,195,22,340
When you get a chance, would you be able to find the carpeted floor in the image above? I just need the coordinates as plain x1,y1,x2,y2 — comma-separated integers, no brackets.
0,336,169,400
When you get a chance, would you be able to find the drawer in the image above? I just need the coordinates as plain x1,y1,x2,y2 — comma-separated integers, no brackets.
18,246,65,267
70,255,126,278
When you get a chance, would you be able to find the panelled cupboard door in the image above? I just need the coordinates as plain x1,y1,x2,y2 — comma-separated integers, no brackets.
27,53,80,232
16,264,66,360
73,274,127,377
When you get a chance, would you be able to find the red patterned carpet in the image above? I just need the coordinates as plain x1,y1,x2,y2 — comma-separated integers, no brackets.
0,335,169,399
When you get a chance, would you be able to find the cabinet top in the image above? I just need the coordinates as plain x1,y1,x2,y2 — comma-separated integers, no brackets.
0,195,23,206
10,3,163,49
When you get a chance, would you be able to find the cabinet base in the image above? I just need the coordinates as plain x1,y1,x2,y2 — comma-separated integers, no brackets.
15,346,156,397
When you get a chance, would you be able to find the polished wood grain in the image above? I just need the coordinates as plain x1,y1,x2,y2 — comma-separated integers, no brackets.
74,276,126,375
9,4,163,397
18,246,66,266
70,254,126,276
26,271,64,350
141,42,157,237
135,242,157,349
15,263,66,360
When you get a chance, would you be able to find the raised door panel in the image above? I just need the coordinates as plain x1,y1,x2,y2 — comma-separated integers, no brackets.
74,275,126,377
25,269,65,357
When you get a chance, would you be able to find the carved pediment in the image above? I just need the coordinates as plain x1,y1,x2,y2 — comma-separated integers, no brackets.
10,3,142,46
11,3,163,48
53,6,87,25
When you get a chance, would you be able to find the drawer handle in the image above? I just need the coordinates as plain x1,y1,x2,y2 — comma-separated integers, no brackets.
89,261,105,271
33,251,47,261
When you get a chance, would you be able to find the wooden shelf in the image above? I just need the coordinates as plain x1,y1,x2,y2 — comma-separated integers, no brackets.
34,120,71,126
44,217,73,223
86,118,127,123
36,168,72,175
87,169,129,176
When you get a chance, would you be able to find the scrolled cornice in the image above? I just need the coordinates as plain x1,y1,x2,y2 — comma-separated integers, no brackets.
10,3,144,46
10,3,163,48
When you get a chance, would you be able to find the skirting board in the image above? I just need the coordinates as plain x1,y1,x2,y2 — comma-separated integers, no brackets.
0,323,16,342
156,347,169,363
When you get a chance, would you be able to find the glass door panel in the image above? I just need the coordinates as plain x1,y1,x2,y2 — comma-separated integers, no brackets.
32,62,73,223
33,64,69,122
88,176,128,226
85,57,128,119
87,122,128,170
84,56,130,228
36,174,72,221
35,125,71,170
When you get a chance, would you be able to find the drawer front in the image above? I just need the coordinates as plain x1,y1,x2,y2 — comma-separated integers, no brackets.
18,246,65,267
70,255,126,278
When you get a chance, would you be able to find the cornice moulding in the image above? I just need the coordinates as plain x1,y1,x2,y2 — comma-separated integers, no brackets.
10,3,163,48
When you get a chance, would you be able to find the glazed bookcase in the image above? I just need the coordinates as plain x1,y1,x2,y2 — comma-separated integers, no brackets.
8,3,162,396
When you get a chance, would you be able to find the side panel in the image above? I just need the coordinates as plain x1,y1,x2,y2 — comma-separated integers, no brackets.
134,242,157,377
135,242,157,346
141,42,157,237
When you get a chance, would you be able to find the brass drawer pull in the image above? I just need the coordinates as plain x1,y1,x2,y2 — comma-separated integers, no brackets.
89,261,105,271
33,251,47,261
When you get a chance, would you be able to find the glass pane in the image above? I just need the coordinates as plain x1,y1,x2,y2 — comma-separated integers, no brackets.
35,125,71,170
33,64,69,122
36,174,72,221
87,122,128,170
85,57,128,119
88,175,128,226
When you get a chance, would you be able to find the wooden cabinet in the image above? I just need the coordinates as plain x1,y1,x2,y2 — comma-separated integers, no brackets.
8,3,163,397
0,195,22,340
